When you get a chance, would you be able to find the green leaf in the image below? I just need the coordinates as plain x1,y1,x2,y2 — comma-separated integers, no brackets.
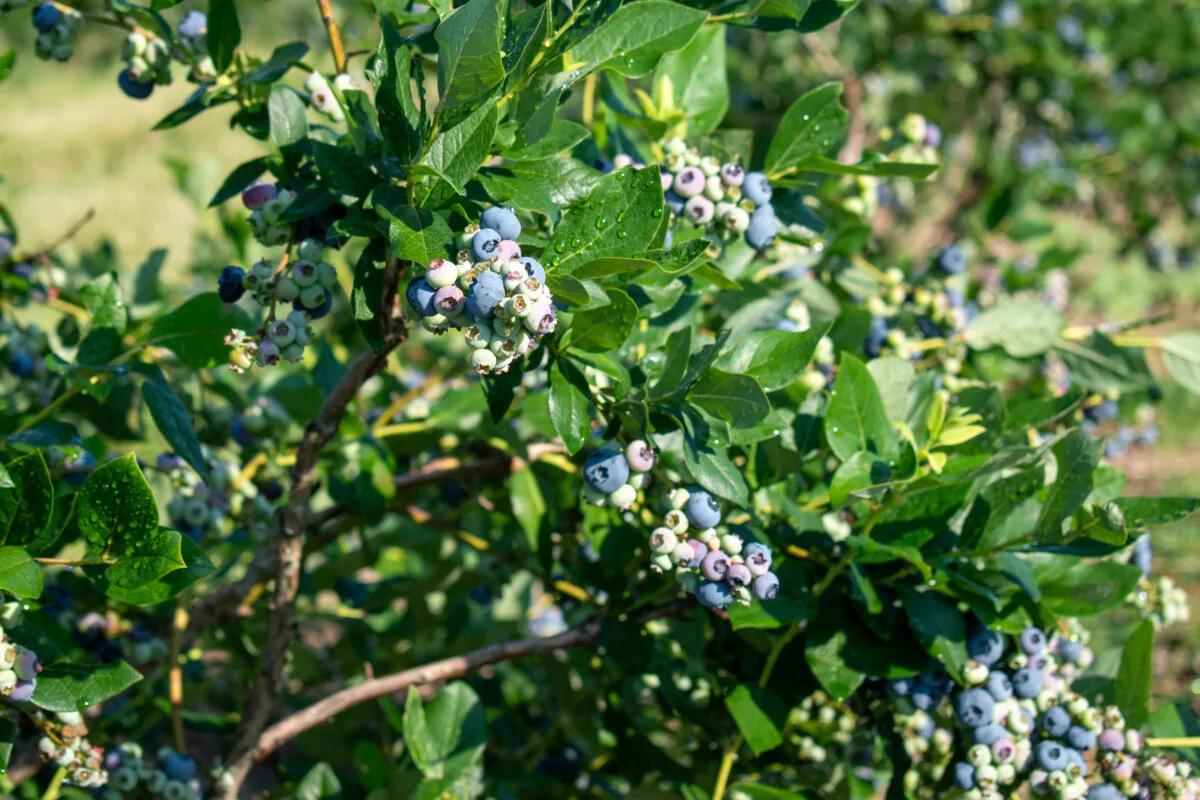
1161,331,1200,394
570,1,708,79
965,300,1064,358
135,364,208,480
509,466,545,552
1112,497,1200,529
481,158,602,220
207,0,240,72
0,716,14,772
727,598,808,630
829,452,893,506
147,292,256,369
98,535,214,605
297,763,342,800
787,154,938,179
32,661,143,713
505,119,590,160
825,353,896,462
351,247,387,353
805,602,867,700
435,0,506,109
208,157,271,207
682,438,749,507
1035,432,1103,542
0,50,14,85
268,86,308,149
713,325,826,392
572,257,657,280
403,682,486,780
76,454,160,558
81,273,127,334
244,41,309,84
1116,620,1154,729
1148,704,1200,764
103,528,186,593
420,100,498,201
1037,559,1143,616
657,24,728,135
764,82,848,178
1054,334,1153,392
688,369,770,429
544,167,665,274
735,787,809,800
652,326,694,397
544,274,589,307
0,452,54,548
369,20,428,164
380,206,454,266
866,356,916,423
899,587,968,682
724,684,783,756
0,546,42,599
549,359,591,455
567,289,638,353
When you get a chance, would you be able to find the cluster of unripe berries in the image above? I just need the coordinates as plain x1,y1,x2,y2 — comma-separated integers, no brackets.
1128,573,1191,630
25,1,83,63
656,138,779,252
117,29,174,100
649,486,779,610
407,207,557,375
240,179,298,247
0,623,41,703
101,743,202,800
580,440,657,510
217,239,334,369
36,711,108,789
887,623,1195,800
4,322,47,380
304,71,359,122
74,610,168,667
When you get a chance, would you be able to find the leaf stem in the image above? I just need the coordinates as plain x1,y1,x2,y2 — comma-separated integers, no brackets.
33,556,108,566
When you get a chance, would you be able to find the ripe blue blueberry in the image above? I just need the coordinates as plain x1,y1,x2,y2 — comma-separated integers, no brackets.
1019,626,1046,654
1085,399,1119,423
218,265,246,303
985,670,1012,701
700,550,731,581
8,352,34,378
745,210,777,250
406,278,438,317
1086,785,1122,800
967,628,1005,666
0,233,12,262
177,10,207,38
955,688,995,728
909,690,934,711
1041,705,1071,738
1057,637,1084,664
684,489,721,529
915,717,935,740
32,2,62,32
864,315,889,358
952,763,975,790
936,244,967,275
742,172,772,206
752,571,778,600
299,290,333,320
917,668,952,697
1011,667,1042,699
888,677,914,697
743,542,773,576
945,287,965,308
1067,725,1096,751
1131,533,1152,576
696,580,733,610
465,270,505,321
1035,740,1068,772
471,228,503,261
118,68,155,100
480,207,521,241
972,724,1006,746
726,563,752,589
664,191,686,215
582,449,630,494
519,256,546,284
162,752,198,781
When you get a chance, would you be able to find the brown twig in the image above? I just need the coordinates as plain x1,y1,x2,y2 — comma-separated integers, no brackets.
216,330,406,798
315,0,347,74
250,599,694,761
22,208,96,265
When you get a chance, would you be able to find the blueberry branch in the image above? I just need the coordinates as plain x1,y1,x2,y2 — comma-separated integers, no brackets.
314,0,347,75
244,599,694,764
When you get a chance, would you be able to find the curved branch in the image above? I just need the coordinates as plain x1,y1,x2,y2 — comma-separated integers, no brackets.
315,0,347,74
251,599,694,762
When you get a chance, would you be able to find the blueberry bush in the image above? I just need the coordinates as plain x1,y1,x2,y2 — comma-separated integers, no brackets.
1,0,1200,798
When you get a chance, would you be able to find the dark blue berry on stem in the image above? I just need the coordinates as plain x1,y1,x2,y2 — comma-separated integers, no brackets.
32,2,62,32
955,688,995,728
117,68,155,100
480,207,521,241
935,244,967,275
684,489,721,529
8,352,34,378
582,449,630,494
218,266,247,303
465,271,505,321
696,580,733,609
471,229,503,261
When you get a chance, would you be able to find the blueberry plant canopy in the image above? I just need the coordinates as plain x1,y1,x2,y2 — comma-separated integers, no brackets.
0,0,1199,798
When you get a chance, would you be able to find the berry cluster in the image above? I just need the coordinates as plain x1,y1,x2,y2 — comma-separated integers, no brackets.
581,440,657,510
304,72,359,122
240,180,297,247
657,137,779,252
27,1,83,63
0,621,41,703
216,240,334,369
103,743,203,799
74,610,168,667
650,487,779,610
1127,573,1191,630
4,321,47,380
36,711,108,789
889,623,1195,799
117,30,173,100
787,690,877,793
407,207,557,375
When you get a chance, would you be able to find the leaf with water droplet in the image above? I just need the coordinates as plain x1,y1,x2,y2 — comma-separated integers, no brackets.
544,166,665,275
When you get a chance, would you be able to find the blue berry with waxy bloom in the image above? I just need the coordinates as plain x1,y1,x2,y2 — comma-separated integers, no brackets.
8,352,34,378
218,265,246,303
726,563,752,589
743,542,773,576
582,449,630,494
465,270,505,321
0,234,12,263
1035,740,1068,772
1067,725,1096,751
967,628,1005,666
1086,785,1122,800
684,489,721,529
162,752,198,781
1057,637,1084,664
1011,667,1041,699
519,256,546,284
1131,533,1152,576
745,210,778,250
700,550,731,581
1041,705,1071,738
1019,625,1046,654
955,688,995,728
301,289,333,320
985,670,1012,701
117,68,154,100
888,677,914,697
936,244,967,275
952,763,975,790
864,315,889,358
32,2,62,32
697,580,733,609
471,228,502,261
480,206,521,240
742,172,772,206
664,190,686,215
177,10,207,38
972,724,1006,746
